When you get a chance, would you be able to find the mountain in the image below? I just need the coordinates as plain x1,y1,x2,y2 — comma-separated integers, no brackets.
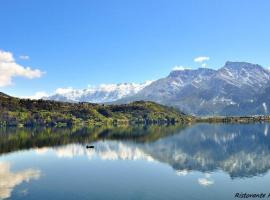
116,61,270,116
0,92,191,127
40,61,270,116
45,82,152,103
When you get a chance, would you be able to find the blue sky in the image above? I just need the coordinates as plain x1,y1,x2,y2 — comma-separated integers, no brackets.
1,0,270,97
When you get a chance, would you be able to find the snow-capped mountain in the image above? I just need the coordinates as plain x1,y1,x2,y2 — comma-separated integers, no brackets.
45,81,152,103
45,61,270,115
116,61,270,115
215,62,270,90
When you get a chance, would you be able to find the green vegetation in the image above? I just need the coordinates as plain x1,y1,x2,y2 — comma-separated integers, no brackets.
0,92,193,127
2,92,268,128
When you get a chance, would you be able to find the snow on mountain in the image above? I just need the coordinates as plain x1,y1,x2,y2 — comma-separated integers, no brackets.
215,62,270,89
116,61,270,115
45,81,152,103
117,67,216,104
41,61,270,115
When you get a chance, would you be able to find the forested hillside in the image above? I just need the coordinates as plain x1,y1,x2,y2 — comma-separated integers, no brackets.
0,92,192,127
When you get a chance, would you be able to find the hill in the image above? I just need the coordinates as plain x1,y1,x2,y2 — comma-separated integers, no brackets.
0,92,192,127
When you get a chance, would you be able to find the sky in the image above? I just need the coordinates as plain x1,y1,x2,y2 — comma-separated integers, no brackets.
1,0,270,97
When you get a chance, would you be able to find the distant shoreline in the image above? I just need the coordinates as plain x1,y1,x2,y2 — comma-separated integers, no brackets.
196,116,270,123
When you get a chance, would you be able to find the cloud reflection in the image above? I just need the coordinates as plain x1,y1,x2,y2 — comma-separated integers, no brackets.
29,123,270,179
198,178,214,186
36,142,155,162
0,162,41,200
198,174,214,186
176,169,190,176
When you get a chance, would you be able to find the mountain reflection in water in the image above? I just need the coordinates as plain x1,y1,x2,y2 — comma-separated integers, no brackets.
1,123,270,179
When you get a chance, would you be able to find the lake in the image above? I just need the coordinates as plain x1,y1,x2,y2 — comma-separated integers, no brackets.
1,123,270,200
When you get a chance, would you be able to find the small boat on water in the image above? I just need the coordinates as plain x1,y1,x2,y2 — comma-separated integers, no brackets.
86,145,94,149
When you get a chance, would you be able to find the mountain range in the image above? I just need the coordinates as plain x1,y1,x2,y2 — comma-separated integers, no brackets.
46,61,270,116
44,82,152,103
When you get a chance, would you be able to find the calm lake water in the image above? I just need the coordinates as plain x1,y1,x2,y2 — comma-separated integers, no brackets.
1,123,270,200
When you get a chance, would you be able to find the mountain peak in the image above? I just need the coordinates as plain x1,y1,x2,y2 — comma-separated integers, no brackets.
45,82,152,103
42,60,270,116
169,67,216,79
223,61,263,70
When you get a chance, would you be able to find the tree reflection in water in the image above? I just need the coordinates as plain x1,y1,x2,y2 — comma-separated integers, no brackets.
1,123,270,178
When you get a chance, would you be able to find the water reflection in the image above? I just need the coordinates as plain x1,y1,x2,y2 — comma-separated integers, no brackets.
0,162,40,199
0,125,186,155
198,173,214,186
139,123,270,178
35,142,155,161
1,123,270,179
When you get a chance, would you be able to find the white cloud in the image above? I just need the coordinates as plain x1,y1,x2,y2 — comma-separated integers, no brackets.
172,65,192,71
54,87,75,95
19,55,30,60
0,161,41,199
24,91,49,100
194,56,210,63
0,50,44,87
0,51,14,62
201,63,207,68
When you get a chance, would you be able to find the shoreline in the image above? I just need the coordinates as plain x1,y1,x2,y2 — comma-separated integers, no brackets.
1,115,270,128
196,115,270,123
